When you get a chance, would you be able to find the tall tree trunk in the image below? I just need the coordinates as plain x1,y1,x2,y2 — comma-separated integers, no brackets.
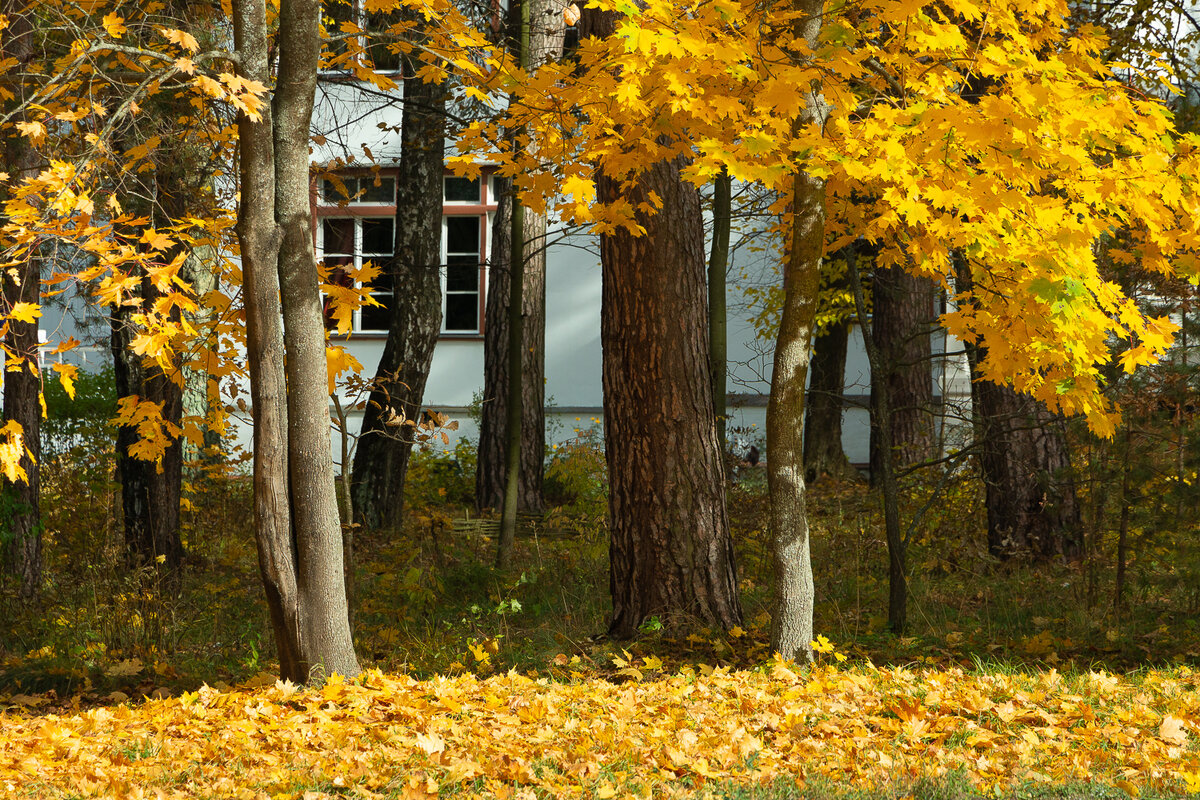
709,169,731,458
803,261,855,484
477,180,546,514
351,32,445,532
869,262,935,483
585,4,740,636
849,252,906,633
477,0,562,516
1,1,40,601
235,0,359,682
955,256,1081,560
273,0,359,679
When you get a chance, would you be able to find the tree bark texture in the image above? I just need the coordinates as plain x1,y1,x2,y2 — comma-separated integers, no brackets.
233,0,303,682
803,306,855,483
955,256,1081,561
477,180,546,515
0,0,40,600
273,0,359,679
709,170,731,457
767,169,824,662
579,10,740,634
869,262,935,483
351,35,446,532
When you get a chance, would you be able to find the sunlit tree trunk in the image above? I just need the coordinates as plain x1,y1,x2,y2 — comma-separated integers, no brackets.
234,0,359,682
585,3,740,639
351,34,445,531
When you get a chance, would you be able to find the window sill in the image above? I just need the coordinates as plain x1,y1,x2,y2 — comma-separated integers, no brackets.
329,332,485,341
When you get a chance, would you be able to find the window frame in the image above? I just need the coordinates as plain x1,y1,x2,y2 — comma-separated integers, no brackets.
313,168,497,338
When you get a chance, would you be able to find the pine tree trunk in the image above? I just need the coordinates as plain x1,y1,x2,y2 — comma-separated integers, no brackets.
578,15,740,632
351,34,445,532
869,263,935,482
477,180,546,514
955,256,1081,561
1,2,41,601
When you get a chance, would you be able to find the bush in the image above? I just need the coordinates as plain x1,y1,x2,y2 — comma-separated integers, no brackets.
405,437,477,510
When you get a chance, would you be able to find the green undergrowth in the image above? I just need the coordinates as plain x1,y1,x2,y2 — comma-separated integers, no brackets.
2,429,1200,706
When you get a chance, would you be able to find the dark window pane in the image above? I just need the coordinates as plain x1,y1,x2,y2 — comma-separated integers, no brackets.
362,218,393,253
363,266,393,294
324,257,354,285
446,216,479,253
321,177,354,203
446,262,478,292
323,219,354,254
445,293,478,331
360,176,394,203
366,12,401,71
360,296,392,331
444,177,480,203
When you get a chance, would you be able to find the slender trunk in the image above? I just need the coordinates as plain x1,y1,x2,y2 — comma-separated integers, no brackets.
767,168,824,661
234,0,303,682
496,152,527,568
1114,426,1131,613
709,169,731,457
1,4,40,600
477,180,547,514
350,32,446,532
803,262,854,483
849,251,906,633
273,0,358,679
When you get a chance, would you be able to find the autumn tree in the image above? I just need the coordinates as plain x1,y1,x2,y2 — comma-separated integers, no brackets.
349,9,448,532
234,0,359,680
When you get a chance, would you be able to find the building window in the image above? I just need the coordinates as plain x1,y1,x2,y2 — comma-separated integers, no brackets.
318,216,394,333
315,169,495,336
321,0,401,72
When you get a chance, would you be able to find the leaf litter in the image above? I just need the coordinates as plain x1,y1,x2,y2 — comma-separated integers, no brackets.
3,659,1200,798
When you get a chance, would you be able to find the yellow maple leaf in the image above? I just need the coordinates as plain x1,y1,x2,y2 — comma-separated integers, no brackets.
102,12,127,38
161,27,200,52
8,302,39,324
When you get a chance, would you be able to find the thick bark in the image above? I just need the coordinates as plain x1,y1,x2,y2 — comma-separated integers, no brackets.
955,256,1081,561
350,36,445,532
584,4,739,634
477,180,547,514
273,0,359,678
585,63,740,634
869,262,935,483
110,298,184,580
1,2,39,601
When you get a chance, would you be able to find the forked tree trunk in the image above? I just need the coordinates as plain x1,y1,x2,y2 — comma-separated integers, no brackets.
869,262,935,483
350,40,445,531
234,0,358,682
477,179,546,515
1,2,40,601
587,2,740,636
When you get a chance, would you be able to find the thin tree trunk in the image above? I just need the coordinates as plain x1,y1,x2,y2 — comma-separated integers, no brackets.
233,0,304,683
1,3,40,601
849,251,906,633
709,169,731,458
476,181,547,514
273,0,358,679
350,31,445,532
803,264,855,484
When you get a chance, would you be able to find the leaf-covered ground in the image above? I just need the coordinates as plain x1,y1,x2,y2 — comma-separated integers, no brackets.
5,660,1200,799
